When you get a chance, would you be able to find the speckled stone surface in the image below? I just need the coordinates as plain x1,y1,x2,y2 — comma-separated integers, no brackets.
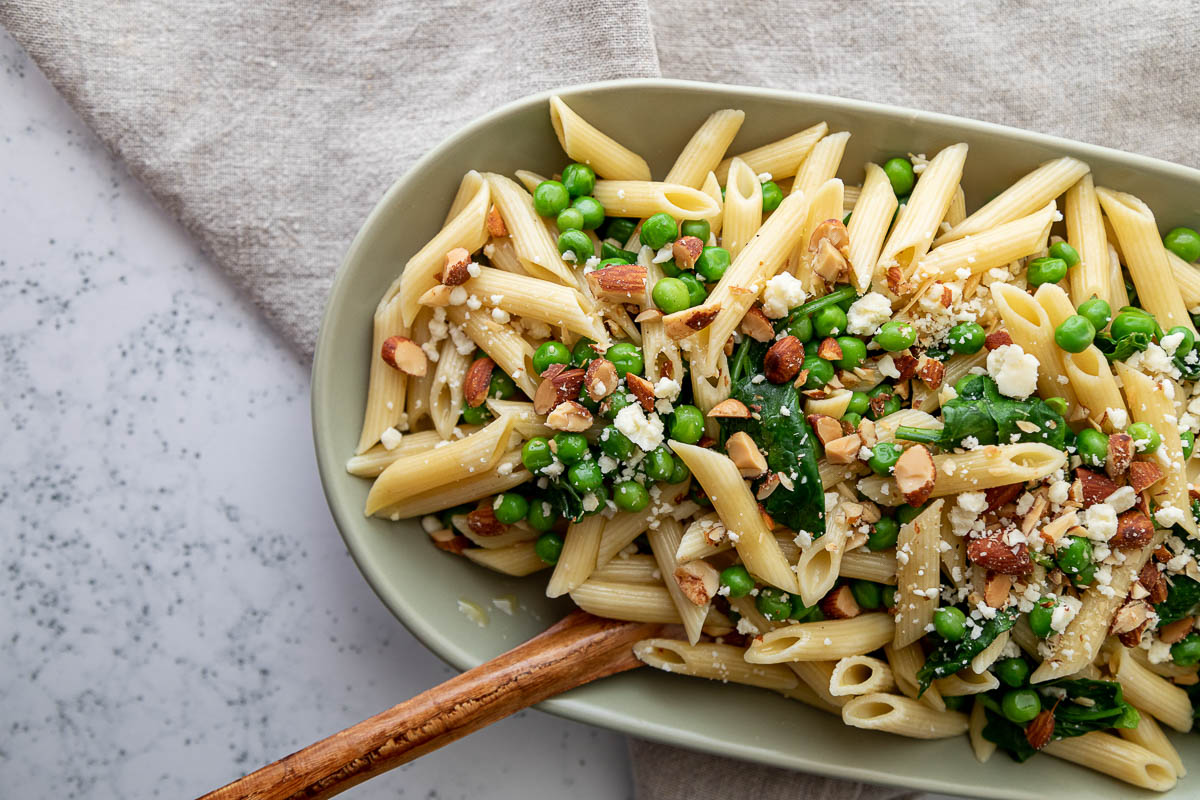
0,31,632,800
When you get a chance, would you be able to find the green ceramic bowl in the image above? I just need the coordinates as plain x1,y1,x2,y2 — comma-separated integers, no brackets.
312,79,1200,799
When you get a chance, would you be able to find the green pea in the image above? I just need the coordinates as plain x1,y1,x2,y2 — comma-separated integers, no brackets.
669,405,705,444
719,565,754,598
486,368,515,399
1001,689,1042,724
597,258,632,270
1110,310,1157,340
603,217,637,244
761,181,783,213
556,206,585,232
668,459,690,484
933,606,967,641
835,336,867,370
680,219,711,241
882,157,915,195
1166,325,1196,356
461,402,492,424
553,432,589,464
813,305,848,338
867,442,902,476
613,480,650,512
676,272,708,307
527,499,558,532
602,391,631,420
1165,227,1200,262
850,580,883,610
535,532,565,563
690,484,712,507
1077,296,1112,332
846,391,870,416
1045,397,1069,416
566,460,604,492
802,356,835,389
873,320,917,351
532,342,571,375
561,163,596,198
533,180,570,217
994,657,1030,688
1048,240,1081,267
493,493,529,524
867,517,900,551
521,437,554,471
695,246,732,282
1027,256,1068,287
882,585,898,609
789,593,815,621
652,277,692,314
1075,428,1109,468
571,337,597,367
1054,314,1096,353
1056,535,1094,582
1128,422,1161,454
1028,598,1057,638
572,196,605,230
841,412,862,427
945,321,985,355
644,446,676,481
640,212,678,249
896,503,926,524
606,343,644,378
756,587,793,620
599,427,634,460
1171,633,1200,666
1182,431,1195,460
558,229,594,263
787,313,814,342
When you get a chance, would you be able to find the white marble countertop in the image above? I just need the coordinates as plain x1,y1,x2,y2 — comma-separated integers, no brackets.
0,31,632,800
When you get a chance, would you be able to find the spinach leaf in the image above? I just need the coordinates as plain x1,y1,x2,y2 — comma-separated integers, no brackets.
1176,348,1200,381
1093,330,1151,363
896,376,1066,451
721,372,824,537
543,478,586,522
916,608,1018,694
1156,578,1200,627
983,679,1139,762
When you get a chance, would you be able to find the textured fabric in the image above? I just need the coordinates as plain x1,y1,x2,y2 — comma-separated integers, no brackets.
5,2,1200,798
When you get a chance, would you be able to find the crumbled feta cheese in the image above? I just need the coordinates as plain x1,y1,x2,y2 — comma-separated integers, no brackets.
380,427,404,451
736,617,760,636
1156,503,1187,529
449,286,468,306
421,515,441,533
986,343,1039,399
614,404,665,452
497,461,514,476
1084,503,1118,541
1105,408,1128,430
761,272,808,318
1162,331,1187,357
1050,595,1082,634
846,292,893,336
1048,480,1071,505
959,491,988,514
1106,486,1137,514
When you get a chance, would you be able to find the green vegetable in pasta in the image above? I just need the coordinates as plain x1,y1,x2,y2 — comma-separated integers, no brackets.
873,320,916,351
640,212,678,249
602,217,637,244
1053,314,1096,353
556,207,585,231
613,480,650,512
644,446,676,482
1026,256,1067,287
882,157,915,195
599,426,635,460
946,321,985,354
835,336,867,369
933,607,967,641
571,337,597,367
867,517,900,550
561,163,596,197
532,342,571,375
761,180,783,212
572,195,605,230
680,219,710,241
676,272,708,306
557,228,593,262
813,305,847,338
1001,689,1042,724
1075,428,1109,467
535,532,564,563
526,499,558,532
916,608,1017,694
493,493,529,524
850,580,883,610
606,342,644,378
553,432,589,464
1128,421,1161,453
695,246,732,282
652,277,691,314
994,657,1029,688
1028,597,1058,638
719,565,754,598
866,442,902,476
533,180,570,216
1076,296,1112,331
1048,240,1081,267
521,437,554,471
460,402,492,425
1165,226,1200,262
1171,634,1200,666
566,460,604,492
669,405,705,444
756,587,793,620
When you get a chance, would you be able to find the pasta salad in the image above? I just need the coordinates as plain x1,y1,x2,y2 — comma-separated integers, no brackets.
347,96,1200,792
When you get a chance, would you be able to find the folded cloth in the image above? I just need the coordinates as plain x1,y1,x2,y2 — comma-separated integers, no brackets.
5,2,1198,798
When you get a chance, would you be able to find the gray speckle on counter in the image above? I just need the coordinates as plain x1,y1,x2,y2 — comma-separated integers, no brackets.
0,29,631,800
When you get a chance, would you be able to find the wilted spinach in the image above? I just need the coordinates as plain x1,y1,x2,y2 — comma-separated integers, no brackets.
982,679,1139,762
915,608,1018,694
896,375,1067,450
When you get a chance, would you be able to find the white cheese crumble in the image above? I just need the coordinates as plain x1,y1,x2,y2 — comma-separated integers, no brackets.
614,404,665,452
380,427,404,451
1106,486,1137,514
1105,408,1128,429
846,292,893,336
761,272,808,318
986,343,1039,399
1084,503,1118,541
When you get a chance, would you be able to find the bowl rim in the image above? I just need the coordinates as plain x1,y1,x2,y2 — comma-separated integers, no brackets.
311,77,1200,796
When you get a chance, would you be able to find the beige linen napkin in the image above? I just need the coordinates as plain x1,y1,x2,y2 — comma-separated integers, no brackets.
6,2,1199,798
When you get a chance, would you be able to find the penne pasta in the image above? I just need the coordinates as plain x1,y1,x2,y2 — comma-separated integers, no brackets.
646,517,708,644
847,163,899,291
790,131,850,200
548,96,651,180
1065,173,1111,307
714,121,827,184
841,693,969,739
720,158,763,259
938,156,1088,244
829,655,896,697
634,639,799,692
665,109,745,189
745,615,895,663
592,181,721,221
1043,732,1176,792
893,500,944,648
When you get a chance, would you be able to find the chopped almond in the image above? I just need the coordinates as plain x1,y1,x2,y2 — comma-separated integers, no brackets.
916,355,945,390
817,337,843,361
984,571,1013,608
894,444,936,506
756,472,782,500
1139,561,1167,605
708,398,752,418
739,305,775,342
764,336,805,384
858,417,878,448
807,413,845,447
634,308,663,323
1129,461,1165,494
967,534,1033,575
626,373,656,412
381,335,428,376
1075,468,1119,506
726,431,767,478
583,358,619,401
819,585,861,619
1040,510,1078,545
441,247,472,285
545,400,593,432
1109,509,1154,549
663,303,720,340
984,483,1023,513
485,204,507,237
1106,433,1134,479
418,283,454,307
1110,599,1152,635
808,218,851,258
466,506,505,536
1024,710,1055,751
812,238,849,284
824,433,863,465
428,527,470,555
1159,617,1195,645
587,263,648,304
1020,494,1049,536
673,560,720,605
463,356,497,407
533,366,585,414
672,236,704,271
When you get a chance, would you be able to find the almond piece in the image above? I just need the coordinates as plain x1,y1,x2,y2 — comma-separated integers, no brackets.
463,356,496,407
663,303,720,340
1111,599,1152,635
739,305,775,342
634,308,663,323
1040,510,1078,545
812,238,850,284
428,527,471,555
1109,509,1155,549
1024,710,1055,751
1074,468,1120,507
583,358,619,401
984,483,1023,513
381,335,428,376
984,571,1013,608
1106,433,1134,479
1020,494,1049,535
467,506,505,536
441,247,472,285
916,355,945,390
485,204,507,237
533,367,585,415
545,400,593,432
817,337,843,361
967,534,1033,575
885,266,911,296
673,560,721,605
894,444,937,506
824,433,863,465
587,263,648,304
1138,560,1165,603
626,373,656,412
418,283,455,307
985,330,1013,351
764,335,805,384
819,585,861,620
858,418,878,448
708,398,752,419
892,352,919,381
1118,619,1152,648
1160,617,1196,644
806,414,844,447
723,335,735,356
808,218,851,259
672,236,705,271
868,391,892,419
1129,461,1165,494
726,431,767,478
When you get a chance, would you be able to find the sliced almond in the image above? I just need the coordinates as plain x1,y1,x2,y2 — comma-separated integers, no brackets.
463,356,496,407
533,366,585,415
808,218,851,259
584,358,619,401
1039,510,1078,545
485,204,507,237
587,263,648,304
1160,616,1196,644
819,585,861,620
812,238,850,284
739,305,775,342
428,527,471,555
916,355,945,390
1129,460,1165,494
672,236,704,271
418,283,455,307
634,308,663,323
756,472,782,500
663,303,721,340
764,336,805,384
859,501,882,524
381,335,428,376
1074,468,1119,507
673,560,721,605
466,506,505,536
1109,509,1154,549
441,247,472,285
885,266,911,296
726,431,767,478
626,373,656,412
817,337,843,361
894,444,936,506
858,417,878,448
1106,433,1134,479
807,414,845,447
708,398,752,419
545,400,593,432
1024,710,1055,751
1020,494,1049,536
1110,599,1151,635
824,433,863,465
984,571,1013,609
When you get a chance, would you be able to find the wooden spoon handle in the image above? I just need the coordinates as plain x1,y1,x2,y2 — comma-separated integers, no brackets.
198,611,657,800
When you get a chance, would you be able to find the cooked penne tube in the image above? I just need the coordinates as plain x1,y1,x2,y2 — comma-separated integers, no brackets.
795,503,852,607
912,202,1056,284
745,615,895,663
931,443,1067,496
634,639,798,692
484,173,576,284
938,156,1088,244
589,554,659,584
1168,248,1200,307
592,181,721,221
700,171,725,235
545,514,605,598
548,96,651,180
829,656,895,697
969,630,1010,674
356,291,409,454
374,452,529,519
428,336,472,439
647,517,708,644
348,429,474,478
847,163,899,291
1043,732,1177,792
457,267,608,345
714,121,827,184
569,580,731,633
1065,173,1111,306
894,500,943,648
875,143,968,285
721,158,763,259
1109,646,1194,733
841,693,969,739
464,541,550,576
1118,713,1186,779
934,669,998,696
1033,283,1124,428
445,306,538,399
665,109,745,188
839,548,898,584
794,178,844,286
885,642,946,712
989,283,1080,409
790,131,850,199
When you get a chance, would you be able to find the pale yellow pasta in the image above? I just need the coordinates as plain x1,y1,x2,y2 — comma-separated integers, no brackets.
445,306,537,399
934,669,998,697
545,514,605,598
569,580,732,632
484,399,553,439
484,173,575,284
804,390,855,419
374,452,529,519
1065,173,1111,306
398,172,491,326
592,181,721,221
634,639,798,692
700,171,724,235
990,283,1080,409
355,291,409,454
347,429,473,478
847,163,899,291
454,516,537,549
969,630,1010,674
548,96,651,180
829,656,895,697
795,503,852,607
594,483,695,567
404,310,435,430
790,131,850,199
966,699,995,764
456,267,608,346
513,169,548,195
886,642,946,712
647,517,708,644
364,413,517,515
938,156,1088,244
714,121,827,184
721,158,763,259
670,442,799,592
931,443,1066,497
1098,186,1197,334
1109,646,1194,733
464,541,550,576
1043,732,1176,792
483,238,530,276
589,554,659,584
1118,713,1186,778
745,615,895,663
913,202,1056,284
427,337,472,439
894,499,944,648
841,693,969,739
839,548,897,585
1033,283,1124,428
665,109,745,188
875,143,968,285
1168,249,1200,308
1109,242,1131,308
794,178,844,286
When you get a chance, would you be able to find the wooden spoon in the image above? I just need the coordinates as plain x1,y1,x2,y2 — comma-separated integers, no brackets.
198,611,659,800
